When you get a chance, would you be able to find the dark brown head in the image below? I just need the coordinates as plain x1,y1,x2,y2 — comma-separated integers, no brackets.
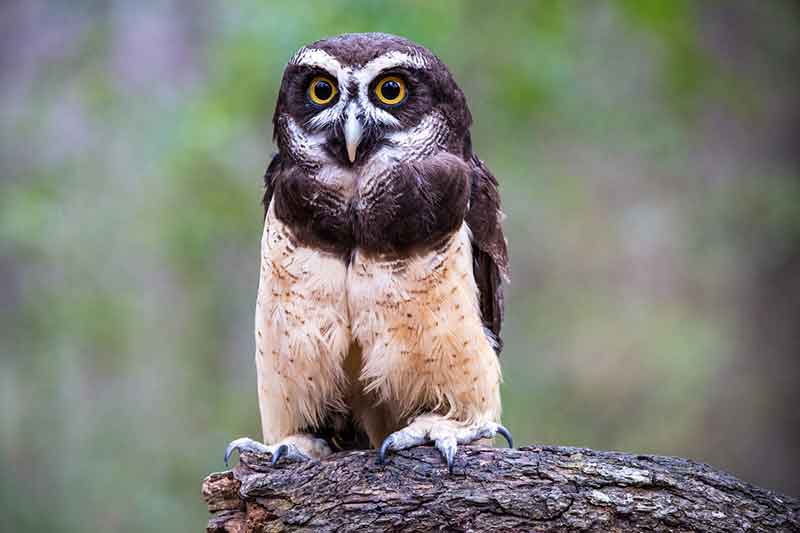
272,33,473,168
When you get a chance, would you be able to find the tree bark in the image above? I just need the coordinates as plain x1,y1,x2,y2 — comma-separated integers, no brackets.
202,445,799,532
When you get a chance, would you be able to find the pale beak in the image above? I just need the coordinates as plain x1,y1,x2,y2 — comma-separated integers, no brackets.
344,108,363,163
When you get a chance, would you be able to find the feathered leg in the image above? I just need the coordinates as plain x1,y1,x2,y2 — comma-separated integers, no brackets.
225,204,350,466
349,223,512,472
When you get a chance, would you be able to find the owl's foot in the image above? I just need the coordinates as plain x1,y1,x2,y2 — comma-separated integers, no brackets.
377,414,513,473
224,434,331,467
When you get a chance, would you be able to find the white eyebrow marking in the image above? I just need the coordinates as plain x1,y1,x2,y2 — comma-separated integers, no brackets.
359,50,429,78
290,47,343,74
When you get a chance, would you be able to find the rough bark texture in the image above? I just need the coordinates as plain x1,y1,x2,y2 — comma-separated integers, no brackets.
202,445,800,532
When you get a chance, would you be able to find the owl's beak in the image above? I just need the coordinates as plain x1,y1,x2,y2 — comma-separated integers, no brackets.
344,108,363,163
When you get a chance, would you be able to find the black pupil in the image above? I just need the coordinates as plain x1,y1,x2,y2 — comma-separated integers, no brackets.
381,80,401,101
314,80,332,101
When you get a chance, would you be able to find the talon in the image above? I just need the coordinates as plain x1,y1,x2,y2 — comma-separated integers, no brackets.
225,437,251,467
271,443,288,465
378,435,396,465
496,424,514,448
436,437,457,474
224,442,236,467
223,437,270,467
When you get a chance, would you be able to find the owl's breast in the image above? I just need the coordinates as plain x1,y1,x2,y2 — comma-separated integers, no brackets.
346,221,502,423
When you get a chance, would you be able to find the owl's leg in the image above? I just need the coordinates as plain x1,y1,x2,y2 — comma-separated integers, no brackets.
223,202,351,468
224,434,331,466
377,414,512,473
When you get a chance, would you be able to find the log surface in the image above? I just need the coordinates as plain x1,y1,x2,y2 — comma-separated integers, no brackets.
202,445,800,532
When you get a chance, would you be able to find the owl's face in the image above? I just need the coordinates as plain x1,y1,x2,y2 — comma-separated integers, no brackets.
272,33,472,173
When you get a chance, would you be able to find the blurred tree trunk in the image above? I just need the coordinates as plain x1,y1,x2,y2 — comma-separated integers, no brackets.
202,446,799,532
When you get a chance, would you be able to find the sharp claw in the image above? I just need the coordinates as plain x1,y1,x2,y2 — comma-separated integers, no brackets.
224,437,272,467
443,446,456,474
224,437,252,467
378,434,396,465
496,424,514,448
271,443,288,465
436,438,457,474
224,443,236,467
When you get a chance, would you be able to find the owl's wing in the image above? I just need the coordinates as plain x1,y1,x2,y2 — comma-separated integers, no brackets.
262,153,281,218
466,155,509,354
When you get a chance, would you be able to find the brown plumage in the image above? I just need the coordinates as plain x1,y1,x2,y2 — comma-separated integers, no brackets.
226,33,511,472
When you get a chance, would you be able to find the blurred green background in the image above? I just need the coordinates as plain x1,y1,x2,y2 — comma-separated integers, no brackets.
2,1,799,531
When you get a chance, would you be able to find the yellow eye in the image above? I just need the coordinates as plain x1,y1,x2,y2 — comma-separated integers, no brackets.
308,76,337,106
374,76,406,106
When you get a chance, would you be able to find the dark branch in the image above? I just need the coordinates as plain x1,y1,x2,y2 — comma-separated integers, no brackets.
202,445,800,532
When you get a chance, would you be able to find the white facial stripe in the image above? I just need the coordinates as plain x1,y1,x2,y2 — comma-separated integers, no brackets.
385,113,443,154
306,98,347,129
286,116,328,162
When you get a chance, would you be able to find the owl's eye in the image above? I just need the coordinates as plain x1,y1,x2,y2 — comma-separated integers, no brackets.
308,76,337,106
374,76,407,106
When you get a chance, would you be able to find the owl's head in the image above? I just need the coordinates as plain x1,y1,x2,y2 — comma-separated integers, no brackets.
272,33,472,169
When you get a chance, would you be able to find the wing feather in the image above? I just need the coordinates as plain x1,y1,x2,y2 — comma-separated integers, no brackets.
262,153,281,218
465,155,509,354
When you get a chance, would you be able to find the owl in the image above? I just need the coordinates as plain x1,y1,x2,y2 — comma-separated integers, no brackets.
225,33,511,473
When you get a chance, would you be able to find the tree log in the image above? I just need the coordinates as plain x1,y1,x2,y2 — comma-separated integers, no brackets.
202,445,799,532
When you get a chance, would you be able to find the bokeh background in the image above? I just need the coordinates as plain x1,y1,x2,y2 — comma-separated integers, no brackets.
2,1,799,531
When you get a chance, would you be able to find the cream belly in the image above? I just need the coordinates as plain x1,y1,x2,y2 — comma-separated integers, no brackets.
254,203,351,443
255,208,500,445
347,222,502,430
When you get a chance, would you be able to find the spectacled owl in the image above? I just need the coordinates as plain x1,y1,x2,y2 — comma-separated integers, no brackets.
225,33,511,473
